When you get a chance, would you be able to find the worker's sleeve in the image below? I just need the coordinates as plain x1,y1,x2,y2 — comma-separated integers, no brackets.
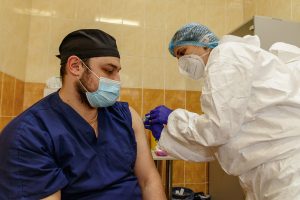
159,46,254,152
158,127,215,162
0,119,68,199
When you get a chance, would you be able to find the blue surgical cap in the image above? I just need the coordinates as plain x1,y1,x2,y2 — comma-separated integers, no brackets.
168,23,219,57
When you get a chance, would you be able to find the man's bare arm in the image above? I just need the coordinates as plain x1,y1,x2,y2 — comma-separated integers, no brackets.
41,190,61,200
130,107,167,200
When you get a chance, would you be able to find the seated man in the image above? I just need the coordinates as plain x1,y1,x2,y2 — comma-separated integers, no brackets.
0,29,166,200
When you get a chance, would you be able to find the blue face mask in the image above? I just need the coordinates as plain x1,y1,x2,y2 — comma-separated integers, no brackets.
79,61,121,108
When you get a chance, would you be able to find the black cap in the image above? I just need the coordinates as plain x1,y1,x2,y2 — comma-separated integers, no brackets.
56,29,120,64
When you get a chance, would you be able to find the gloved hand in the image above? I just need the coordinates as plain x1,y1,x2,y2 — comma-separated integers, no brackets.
145,105,173,125
144,121,164,141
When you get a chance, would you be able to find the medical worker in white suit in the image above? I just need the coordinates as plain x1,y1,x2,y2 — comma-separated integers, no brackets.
144,23,300,200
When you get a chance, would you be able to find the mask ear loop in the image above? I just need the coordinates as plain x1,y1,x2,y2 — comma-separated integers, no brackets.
80,60,101,79
78,78,89,92
200,51,210,58
78,59,100,93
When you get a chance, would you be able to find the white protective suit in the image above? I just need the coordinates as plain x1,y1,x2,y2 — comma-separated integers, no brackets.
158,35,300,200
269,42,300,74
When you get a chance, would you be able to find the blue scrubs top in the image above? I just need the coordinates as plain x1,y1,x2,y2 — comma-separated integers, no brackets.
0,92,142,200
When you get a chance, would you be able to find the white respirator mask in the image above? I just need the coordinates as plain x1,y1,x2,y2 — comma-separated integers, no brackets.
178,52,209,80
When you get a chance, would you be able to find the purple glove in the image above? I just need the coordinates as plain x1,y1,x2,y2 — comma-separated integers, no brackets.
146,105,173,125
151,124,164,140
144,117,164,140
148,123,164,141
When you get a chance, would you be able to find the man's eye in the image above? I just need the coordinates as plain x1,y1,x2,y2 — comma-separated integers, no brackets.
105,69,114,73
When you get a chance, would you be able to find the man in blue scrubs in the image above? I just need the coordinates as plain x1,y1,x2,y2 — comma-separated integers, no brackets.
0,29,166,200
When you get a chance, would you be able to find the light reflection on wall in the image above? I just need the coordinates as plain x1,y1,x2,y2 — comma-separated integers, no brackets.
95,17,140,26
13,8,56,17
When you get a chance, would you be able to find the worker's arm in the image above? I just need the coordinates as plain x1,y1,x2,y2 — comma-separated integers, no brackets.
158,125,215,162
129,107,167,200
41,190,61,200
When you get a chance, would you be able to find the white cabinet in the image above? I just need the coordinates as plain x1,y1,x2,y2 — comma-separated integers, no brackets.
230,16,300,50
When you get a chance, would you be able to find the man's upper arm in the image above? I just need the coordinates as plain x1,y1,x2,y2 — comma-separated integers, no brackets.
130,107,166,199
129,107,159,185
41,190,61,200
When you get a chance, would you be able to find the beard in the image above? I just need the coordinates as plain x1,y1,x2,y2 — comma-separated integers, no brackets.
76,74,94,109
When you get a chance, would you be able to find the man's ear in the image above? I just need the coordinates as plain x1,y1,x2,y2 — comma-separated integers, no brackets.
66,55,82,76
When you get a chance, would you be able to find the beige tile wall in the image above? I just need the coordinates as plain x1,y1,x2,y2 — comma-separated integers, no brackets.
0,0,31,128
249,0,300,22
22,0,299,89
0,72,25,129
2,0,300,196
0,0,31,81
9,0,300,88
24,0,249,91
